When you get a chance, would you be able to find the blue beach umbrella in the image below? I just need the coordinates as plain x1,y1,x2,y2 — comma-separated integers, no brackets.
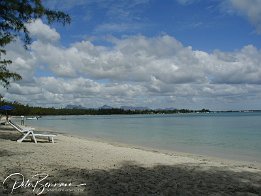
0,105,15,111
0,105,15,121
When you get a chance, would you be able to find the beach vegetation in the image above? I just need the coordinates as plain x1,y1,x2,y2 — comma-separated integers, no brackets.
0,100,212,116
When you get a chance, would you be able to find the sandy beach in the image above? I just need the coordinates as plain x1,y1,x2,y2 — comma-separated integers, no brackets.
0,124,261,195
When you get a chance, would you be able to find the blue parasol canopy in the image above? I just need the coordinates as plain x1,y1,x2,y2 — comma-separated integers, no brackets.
0,105,15,111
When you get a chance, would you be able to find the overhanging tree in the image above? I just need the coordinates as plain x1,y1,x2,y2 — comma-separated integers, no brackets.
0,0,70,88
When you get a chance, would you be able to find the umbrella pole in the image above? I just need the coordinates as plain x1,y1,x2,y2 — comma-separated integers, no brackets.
5,111,8,123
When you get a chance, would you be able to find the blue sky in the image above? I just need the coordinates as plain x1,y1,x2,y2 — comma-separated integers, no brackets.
2,0,261,110
48,0,260,51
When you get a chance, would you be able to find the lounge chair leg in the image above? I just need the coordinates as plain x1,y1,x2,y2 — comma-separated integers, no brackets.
17,131,31,143
32,134,37,143
48,136,54,143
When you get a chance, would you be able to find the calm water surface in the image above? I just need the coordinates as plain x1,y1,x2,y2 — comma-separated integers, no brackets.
22,112,261,162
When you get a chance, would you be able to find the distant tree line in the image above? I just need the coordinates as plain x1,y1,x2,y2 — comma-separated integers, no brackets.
0,100,211,116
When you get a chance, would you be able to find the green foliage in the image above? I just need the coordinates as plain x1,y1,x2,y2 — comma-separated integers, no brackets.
0,100,211,116
0,57,22,88
0,0,71,88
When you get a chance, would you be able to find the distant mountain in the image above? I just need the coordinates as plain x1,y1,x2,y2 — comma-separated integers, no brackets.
65,105,86,109
162,107,177,111
65,104,175,111
120,106,150,111
99,105,114,109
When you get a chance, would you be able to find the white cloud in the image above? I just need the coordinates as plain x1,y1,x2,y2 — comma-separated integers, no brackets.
7,83,42,95
26,19,60,42
195,45,261,84
229,0,261,33
5,40,37,83
2,32,261,110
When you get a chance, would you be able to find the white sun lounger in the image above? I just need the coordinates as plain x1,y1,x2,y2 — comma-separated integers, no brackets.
8,120,56,143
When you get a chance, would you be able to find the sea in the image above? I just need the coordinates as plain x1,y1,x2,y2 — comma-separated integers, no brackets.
20,112,261,163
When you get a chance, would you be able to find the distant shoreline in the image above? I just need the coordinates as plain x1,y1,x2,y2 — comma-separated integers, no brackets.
2,99,261,116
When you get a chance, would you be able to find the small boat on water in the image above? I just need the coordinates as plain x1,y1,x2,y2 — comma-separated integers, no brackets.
26,116,39,120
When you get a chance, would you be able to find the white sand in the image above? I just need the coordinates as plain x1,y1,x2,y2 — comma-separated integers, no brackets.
0,125,261,195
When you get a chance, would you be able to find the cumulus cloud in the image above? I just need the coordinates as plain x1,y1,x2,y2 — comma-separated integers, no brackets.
5,40,37,83
7,83,42,95
26,19,60,42
32,35,261,86
2,29,261,109
228,0,261,33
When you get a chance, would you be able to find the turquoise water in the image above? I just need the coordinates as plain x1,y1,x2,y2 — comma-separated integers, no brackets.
22,112,261,162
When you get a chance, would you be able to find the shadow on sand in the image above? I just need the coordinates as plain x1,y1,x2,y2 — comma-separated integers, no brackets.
3,161,260,195
0,126,20,141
